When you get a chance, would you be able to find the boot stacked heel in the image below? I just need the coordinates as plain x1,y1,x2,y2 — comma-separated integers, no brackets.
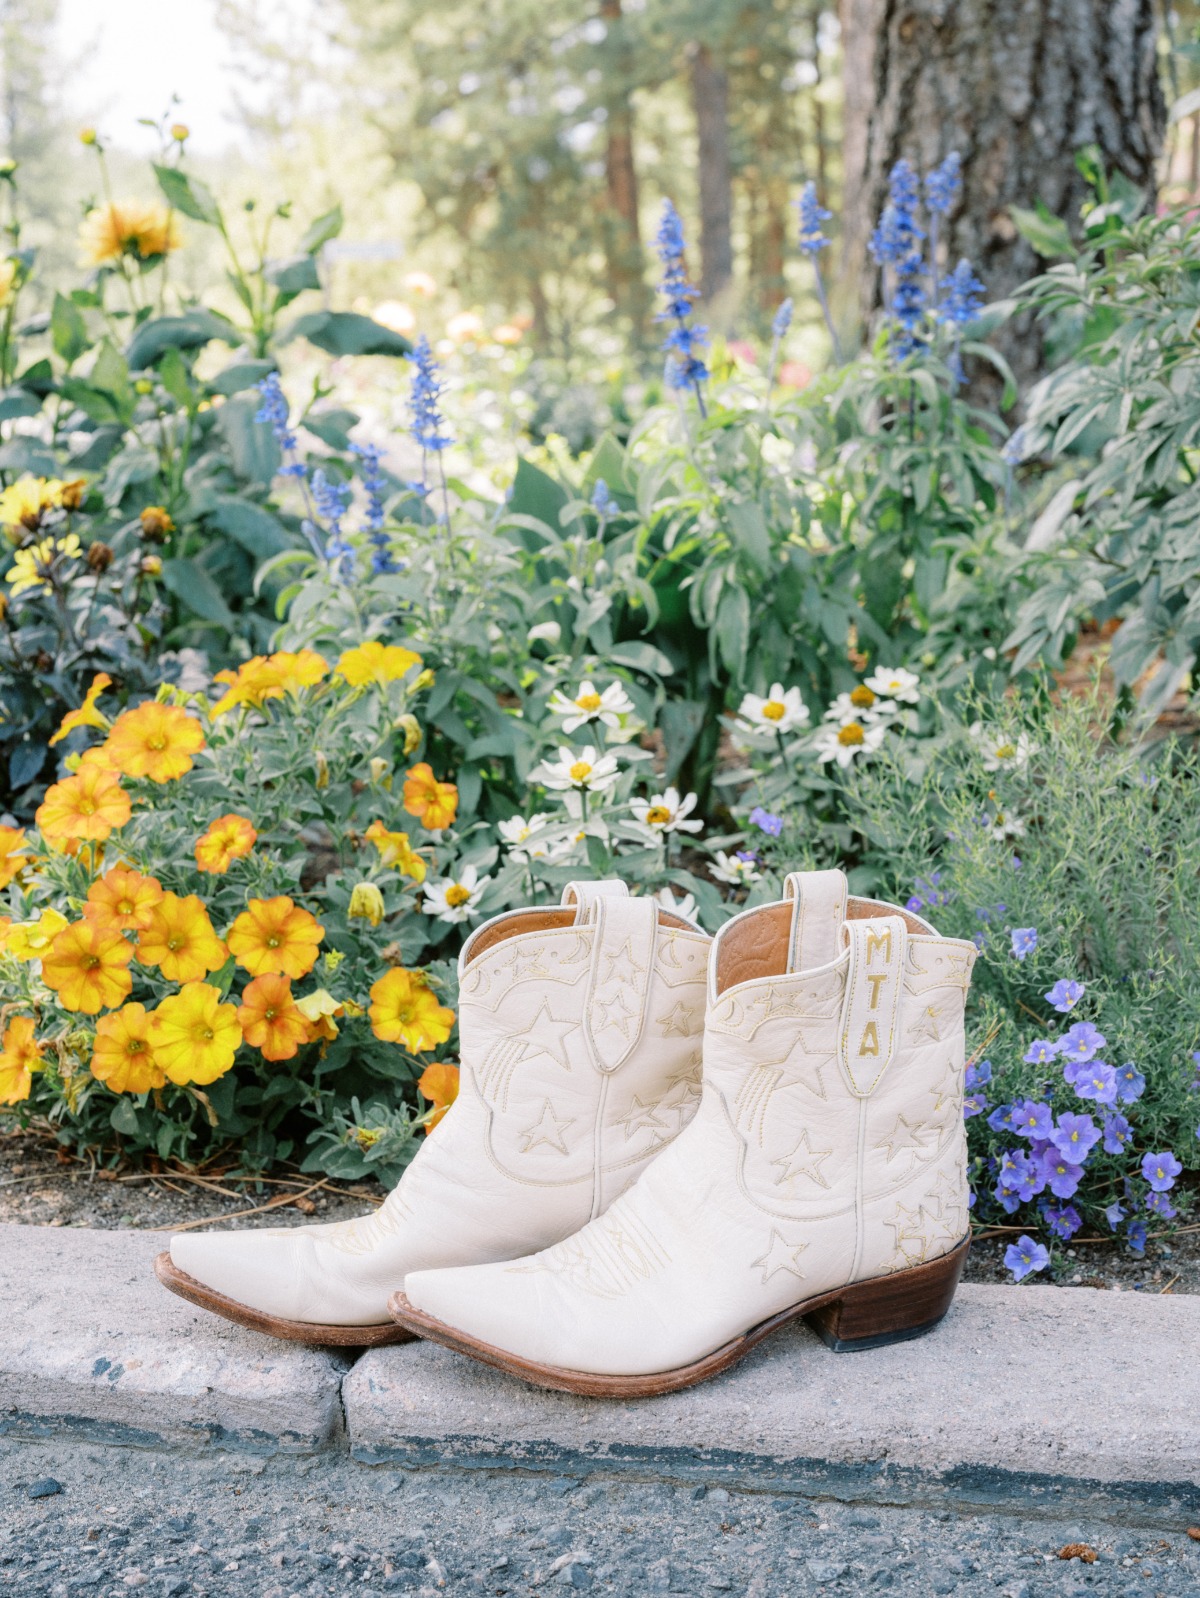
804,1235,970,1353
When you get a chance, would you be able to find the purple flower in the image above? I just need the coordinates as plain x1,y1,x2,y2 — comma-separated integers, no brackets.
965,1059,993,1091
1010,927,1038,960
925,151,961,216
771,297,793,339
987,1103,1019,1133
795,182,832,256
1012,1099,1054,1141
1102,1112,1133,1155
591,478,614,516
655,200,709,400
1114,1063,1145,1104
748,806,783,838
1023,1039,1059,1066
1074,1061,1118,1106
1004,1235,1050,1282
1104,1201,1125,1230
1042,1203,1082,1241
1145,1190,1177,1220
409,335,453,454
1141,1150,1182,1193
906,896,924,912
1045,979,1085,1013
937,258,986,333
1037,1148,1083,1199
963,1093,988,1119
1051,1112,1101,1164
1058,1021,1106,1064
1060,1057,1090,1088
1127,1220,1147,1254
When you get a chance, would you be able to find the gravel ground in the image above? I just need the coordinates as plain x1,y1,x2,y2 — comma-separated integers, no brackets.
2,1129,1196,1294
3,1438,1199,1598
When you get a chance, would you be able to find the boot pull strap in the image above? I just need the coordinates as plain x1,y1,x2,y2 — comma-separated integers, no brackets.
782,869,848,972
838,914,907,1097
562,879,629,919
582,893,657,1074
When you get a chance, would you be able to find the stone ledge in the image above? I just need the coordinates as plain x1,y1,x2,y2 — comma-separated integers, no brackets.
0,1224,349,1454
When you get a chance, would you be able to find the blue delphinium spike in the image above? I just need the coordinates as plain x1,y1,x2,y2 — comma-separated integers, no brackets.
409,336,453,455
926,152,962,217
795,183,831,256
654,200,709,412
350,441,398,575
312,467,354,582
254,372,307,478
771,297,793,338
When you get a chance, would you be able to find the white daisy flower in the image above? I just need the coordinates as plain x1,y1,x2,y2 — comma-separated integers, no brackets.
656,886,699,922
824,686,896,726
422,862,491,923
812,718,888,767
498,813,556,862
969,723,1033,772
548,679,634,733
710,849,761,886
864,665,921,704
532,744,621,793
736,683,810,736
985,809,1027,840
629,786,703,836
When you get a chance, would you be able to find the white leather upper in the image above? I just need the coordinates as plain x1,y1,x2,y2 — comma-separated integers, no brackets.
403,871,976,1374
170,880,710,1325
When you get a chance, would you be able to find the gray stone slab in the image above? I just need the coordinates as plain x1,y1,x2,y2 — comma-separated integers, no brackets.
344,1283,1200,1516
0,1223,348,1454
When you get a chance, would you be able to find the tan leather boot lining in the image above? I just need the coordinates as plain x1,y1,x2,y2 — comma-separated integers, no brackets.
466,907,695,966
714,897,933,995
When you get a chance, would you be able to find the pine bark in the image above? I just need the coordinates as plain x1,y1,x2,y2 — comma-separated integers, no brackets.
689,43,735,304
838,0,1165,392
600,0,649,333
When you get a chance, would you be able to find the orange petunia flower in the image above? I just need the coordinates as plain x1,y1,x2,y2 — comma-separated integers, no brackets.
335,641,422,688
35,765,131,844
209,649,326,718
80,200,181,265
363,819,427,882
84,865,164,934
225,895,324,979
4,908,67,961
137,892,227,983
369,967,455,1052
147,982,241,1086
417,1059,460,1132
41,919,134,1014
237,973,310,1062
0,1016,42,1105
402,762,458,832
90,1003,165,1094
0,825,33,889
194,814,257,875
49,672,112,746
103,701,205,783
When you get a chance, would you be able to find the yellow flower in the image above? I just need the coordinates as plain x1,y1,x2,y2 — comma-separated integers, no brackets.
364,820,427,882
5,534,81,596
209,649,328,718
35,765,131,844
0,824,33,889
0,1016,42,1104
147,983,241,1086
369,968,455,1051
226,895,324,979
295,987,343,1042
41,919,134,1014
194,814,257,874
83,865,164,934
237,973,309,1062
49,672,113,746
170,123,189,143
90,1003,165,1094
335,641,422,688
417,1059,460,1132
80,201,181,265
4,907,68,961
402,762,458,832
348,882,386,927
0,258,19,309
103,701,205,783
0,476,65,542
395,713,422,755
139,505,175,540
269,649,329,691
137,892,227,984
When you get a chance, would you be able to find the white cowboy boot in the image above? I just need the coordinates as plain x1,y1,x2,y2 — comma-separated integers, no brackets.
155,880,709,1344
390,869,978,1392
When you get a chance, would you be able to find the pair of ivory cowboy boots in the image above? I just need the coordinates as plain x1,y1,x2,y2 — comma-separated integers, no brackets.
156,870,977,1397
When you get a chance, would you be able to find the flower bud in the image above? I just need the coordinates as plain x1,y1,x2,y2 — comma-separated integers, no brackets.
348,882,386,927
139,554,162,577
0,594,7,622
139,505,174,541
313,750,330,789
369,755,391,787
527,619,561,647
78,128,97,146
170,123,189,142
86,541,113,573
60,479,87,511
395,712,422,755
413,667,435,692
134,377,154,395
0,160,16,180
323,948,345,972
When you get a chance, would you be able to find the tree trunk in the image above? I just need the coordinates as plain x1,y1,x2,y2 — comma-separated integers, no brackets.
838,0,1165,395
600,0,649,334
689,43,734,305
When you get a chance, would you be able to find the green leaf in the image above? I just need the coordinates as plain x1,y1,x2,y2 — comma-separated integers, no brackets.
660,699,706,785
209,358,276,397
506,457,571,538
50,291,89,364
284,309,411,358
126,308,237,370
109,1098,140,1135
1010,203,1074,259
266,252,322,301
58,379,122,426
303,407,360,450
725,500,772,575
297,204,344,255
0,437,60,475
208,496,296,560
0,386,42,422
714,584,750,684
215,391,282,485
157,346,194,410
160,557,235,627
153,163,222,226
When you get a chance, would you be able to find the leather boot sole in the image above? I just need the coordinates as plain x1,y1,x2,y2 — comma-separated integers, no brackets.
153,1251,415,1347
387,1235,970,1396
